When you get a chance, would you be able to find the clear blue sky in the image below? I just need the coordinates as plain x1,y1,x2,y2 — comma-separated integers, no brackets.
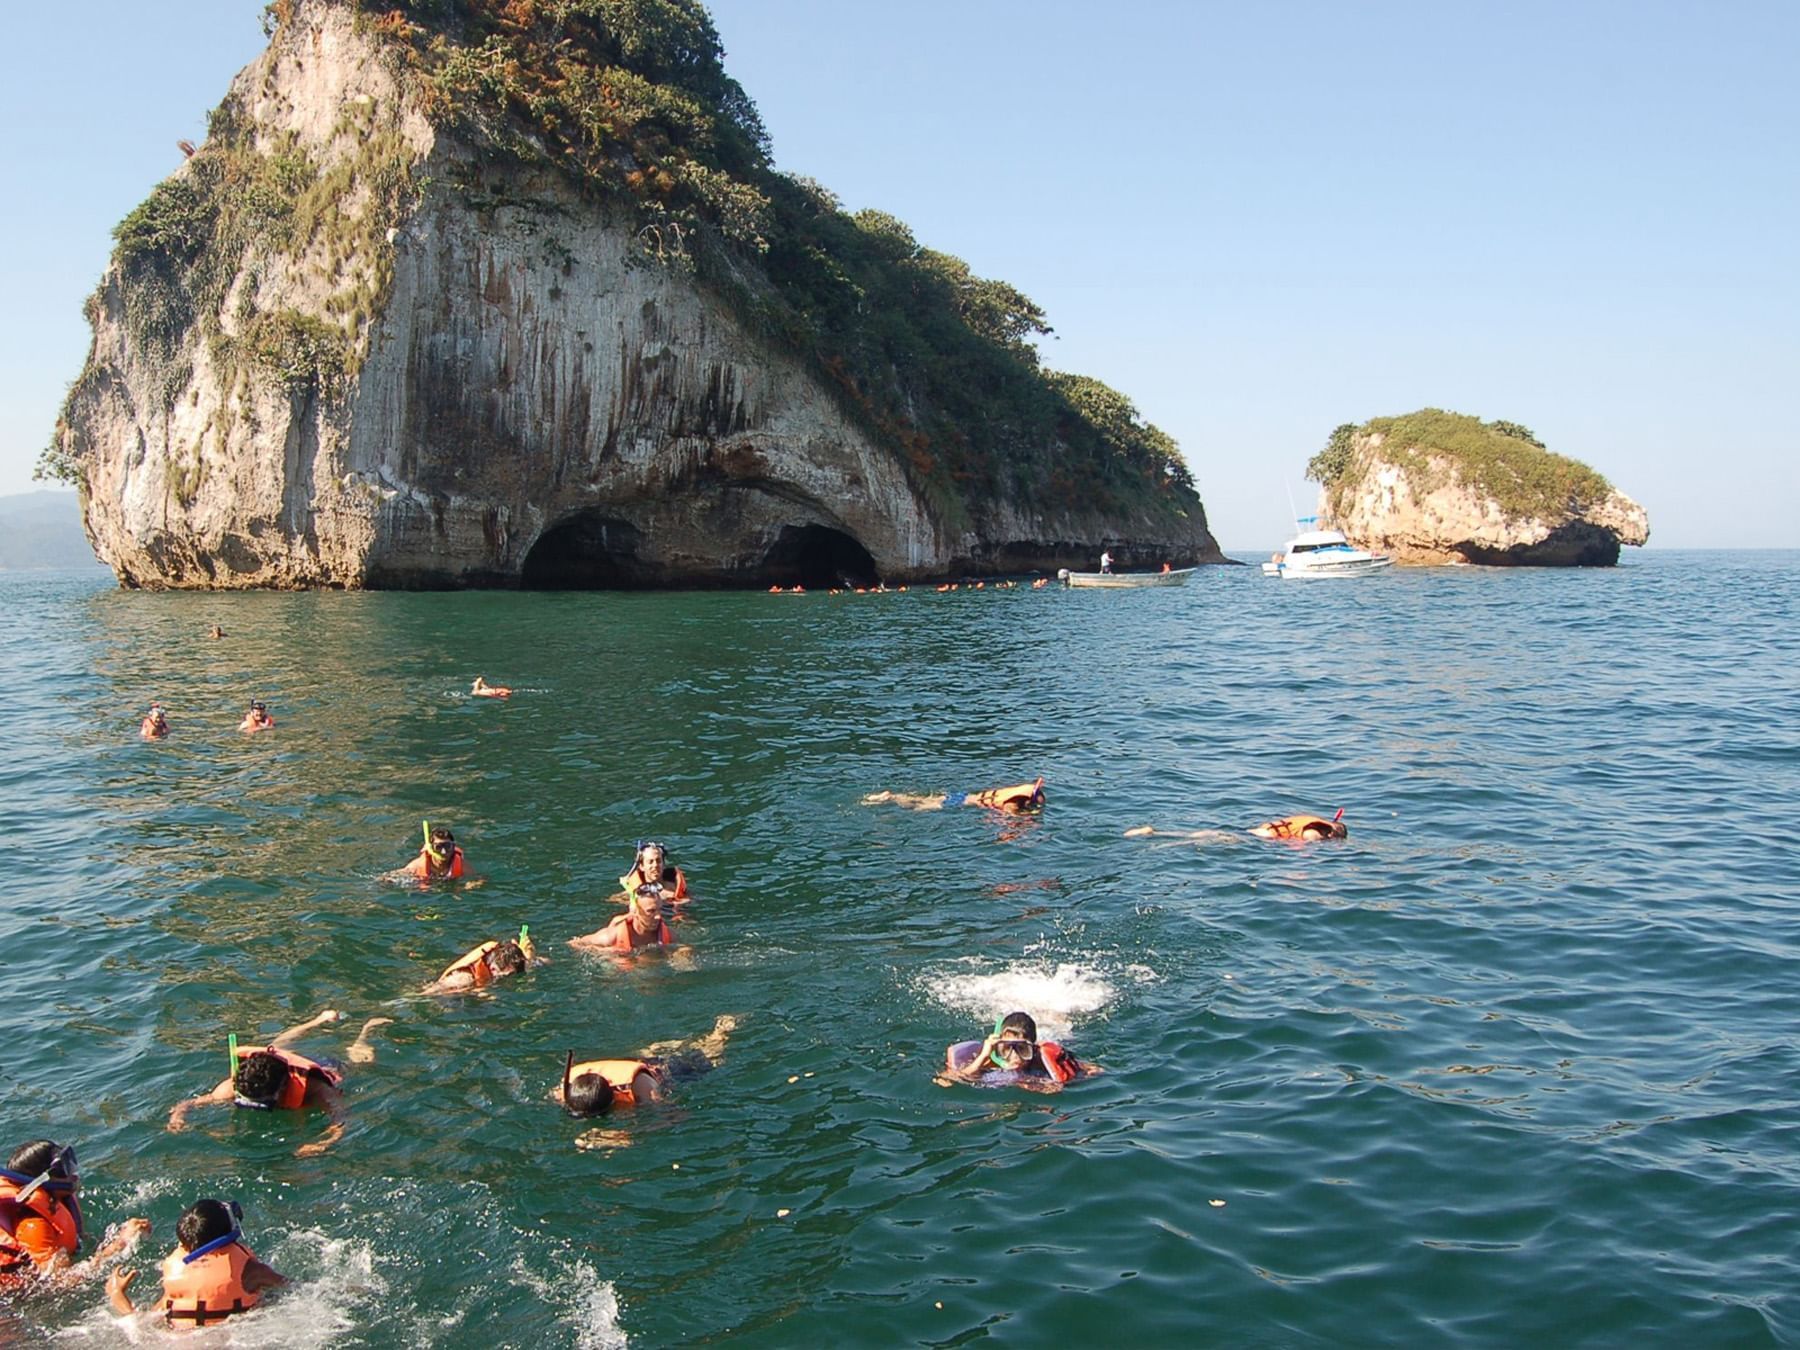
3,1,1794,547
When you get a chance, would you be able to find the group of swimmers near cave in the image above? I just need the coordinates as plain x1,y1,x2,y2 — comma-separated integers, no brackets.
8,662,1350,1328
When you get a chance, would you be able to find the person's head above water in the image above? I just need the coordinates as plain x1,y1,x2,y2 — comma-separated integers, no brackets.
1306,819,1348,840
486,939,527,977
634,841,667,873
233,1052,291,1107
175,1198,242,1253
629,884,665,923
248,699,268,714
988,1011,1042,1069
561,1053,617,1118
425,826,456,861
7,1138,78,1186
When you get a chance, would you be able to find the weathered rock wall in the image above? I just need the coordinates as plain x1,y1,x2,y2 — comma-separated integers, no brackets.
65,5,1218,589
1322,441,1650,566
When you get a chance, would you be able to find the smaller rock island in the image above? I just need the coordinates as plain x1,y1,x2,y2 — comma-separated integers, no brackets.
1307,410,1649,566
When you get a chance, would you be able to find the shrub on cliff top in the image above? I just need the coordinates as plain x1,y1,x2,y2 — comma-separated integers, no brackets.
1321,409,1613,522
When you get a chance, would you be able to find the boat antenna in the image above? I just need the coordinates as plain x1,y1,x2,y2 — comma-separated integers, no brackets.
1283,477,1300,533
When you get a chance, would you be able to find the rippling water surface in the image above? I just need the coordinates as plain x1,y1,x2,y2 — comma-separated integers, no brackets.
3,553,1797,1346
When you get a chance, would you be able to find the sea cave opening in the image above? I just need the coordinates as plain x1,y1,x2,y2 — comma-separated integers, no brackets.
760,524,879,589
519,513,649,589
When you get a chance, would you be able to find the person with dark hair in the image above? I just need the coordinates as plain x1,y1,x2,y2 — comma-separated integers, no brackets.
1,1140,148,1287
862,777,1046,815
940,1012,1098,1092
402,824,466,882
618,840,687,901
106,1197,286,1326
554,1015,739,1118
569,884,673,954
166,1009,390,1156
425,930,539,993
237,700,275,734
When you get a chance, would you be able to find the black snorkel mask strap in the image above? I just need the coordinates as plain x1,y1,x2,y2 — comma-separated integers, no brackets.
6,1146,83,1245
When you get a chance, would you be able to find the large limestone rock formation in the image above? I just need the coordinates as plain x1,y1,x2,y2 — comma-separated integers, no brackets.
1318,413,1649,566
56,4,1218,589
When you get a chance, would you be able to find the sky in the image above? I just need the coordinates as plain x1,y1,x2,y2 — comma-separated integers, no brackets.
1,1,1794,548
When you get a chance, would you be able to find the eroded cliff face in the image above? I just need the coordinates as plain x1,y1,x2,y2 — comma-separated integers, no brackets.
62,6,1218,589
1322,440,1650,567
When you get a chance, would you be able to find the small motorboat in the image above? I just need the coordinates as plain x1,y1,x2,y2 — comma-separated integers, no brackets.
1261,527,1392,579
1058,566,1195,589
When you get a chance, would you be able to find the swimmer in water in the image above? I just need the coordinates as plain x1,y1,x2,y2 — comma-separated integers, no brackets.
166,1009,390,1157
107,1198,286,1327
402,824,465,882
570,884,673,954
470,676,512,698
139,704,169,740
1125,810,1347,843
618,840,687,902
1,1140,149,1289
939,1011,1097,1092
554,1014,740,1117
862,777,1045,815
207,624,225,640
424,930,539,994
237,699,274,733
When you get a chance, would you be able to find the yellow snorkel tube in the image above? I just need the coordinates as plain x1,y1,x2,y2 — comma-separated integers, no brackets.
518,924,534,962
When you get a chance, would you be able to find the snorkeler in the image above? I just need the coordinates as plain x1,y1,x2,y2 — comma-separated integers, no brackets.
166,1009,390,1156
940,1012,1098,1091
425,928,539,993
207,625,225,640
861,777,1046,815
403,824,465,881
569,884,672,954
619,840,687,901
140,704,169,740
470,676,512,698
106,1197,285,1327
554,1015,739,1117
1,1140,149,1288
237,700,275,734
1125,810,1347,843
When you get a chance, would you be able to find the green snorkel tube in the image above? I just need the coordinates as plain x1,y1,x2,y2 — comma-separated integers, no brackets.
227,1033,238,1079
518,924,534,961
989,1015,1008,1068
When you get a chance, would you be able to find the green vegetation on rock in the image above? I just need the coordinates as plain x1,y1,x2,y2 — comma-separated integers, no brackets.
319,0,1197,523
1309,408,1612,522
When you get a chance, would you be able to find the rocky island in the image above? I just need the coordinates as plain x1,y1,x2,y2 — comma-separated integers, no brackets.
1307,410,1649,566
47,0,1219,590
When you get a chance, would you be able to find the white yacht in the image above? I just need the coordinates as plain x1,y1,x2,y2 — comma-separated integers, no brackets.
1261,527,1393,579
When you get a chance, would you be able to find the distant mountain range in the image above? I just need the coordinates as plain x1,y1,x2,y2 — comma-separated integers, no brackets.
0,491,107,571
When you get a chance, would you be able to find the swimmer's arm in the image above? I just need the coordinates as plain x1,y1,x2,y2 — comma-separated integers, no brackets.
83,1218,152,1269
943,1035,1000,1082
243,1258,288,1293
568,928,619,951
345,1016,392,1065
861,791,948,810
168,1077,235,1130
106,1267,141,1315
423,971,476,993
295,1119,344,1159
270,1008,343,1048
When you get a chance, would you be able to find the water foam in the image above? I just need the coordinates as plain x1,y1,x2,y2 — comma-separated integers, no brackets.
510,1253,628,1349
920,959,1129,1040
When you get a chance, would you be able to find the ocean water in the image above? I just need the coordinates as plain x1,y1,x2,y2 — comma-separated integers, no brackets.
1,551,1797,1346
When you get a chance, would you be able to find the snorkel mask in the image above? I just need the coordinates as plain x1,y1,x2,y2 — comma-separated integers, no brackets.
989,1016,1037,1068
181,1200,245,1264
423,820,454,862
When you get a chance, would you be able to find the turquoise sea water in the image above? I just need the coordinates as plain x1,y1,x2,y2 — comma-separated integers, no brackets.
2,552,1797,1346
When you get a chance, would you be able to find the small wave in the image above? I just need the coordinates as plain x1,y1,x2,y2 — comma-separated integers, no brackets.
510,1254,627,1349
918,959,1135,1039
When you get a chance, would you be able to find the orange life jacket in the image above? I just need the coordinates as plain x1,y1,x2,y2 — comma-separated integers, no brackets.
234,1044,341,1110
568,1058,665,1108
620,864,687,899
968,778,1045,812
408,846,465,880
0,1171,81,1274
160,1238,262,1325
1257,814,1339,840
599,914,673,951
439,940,501,986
